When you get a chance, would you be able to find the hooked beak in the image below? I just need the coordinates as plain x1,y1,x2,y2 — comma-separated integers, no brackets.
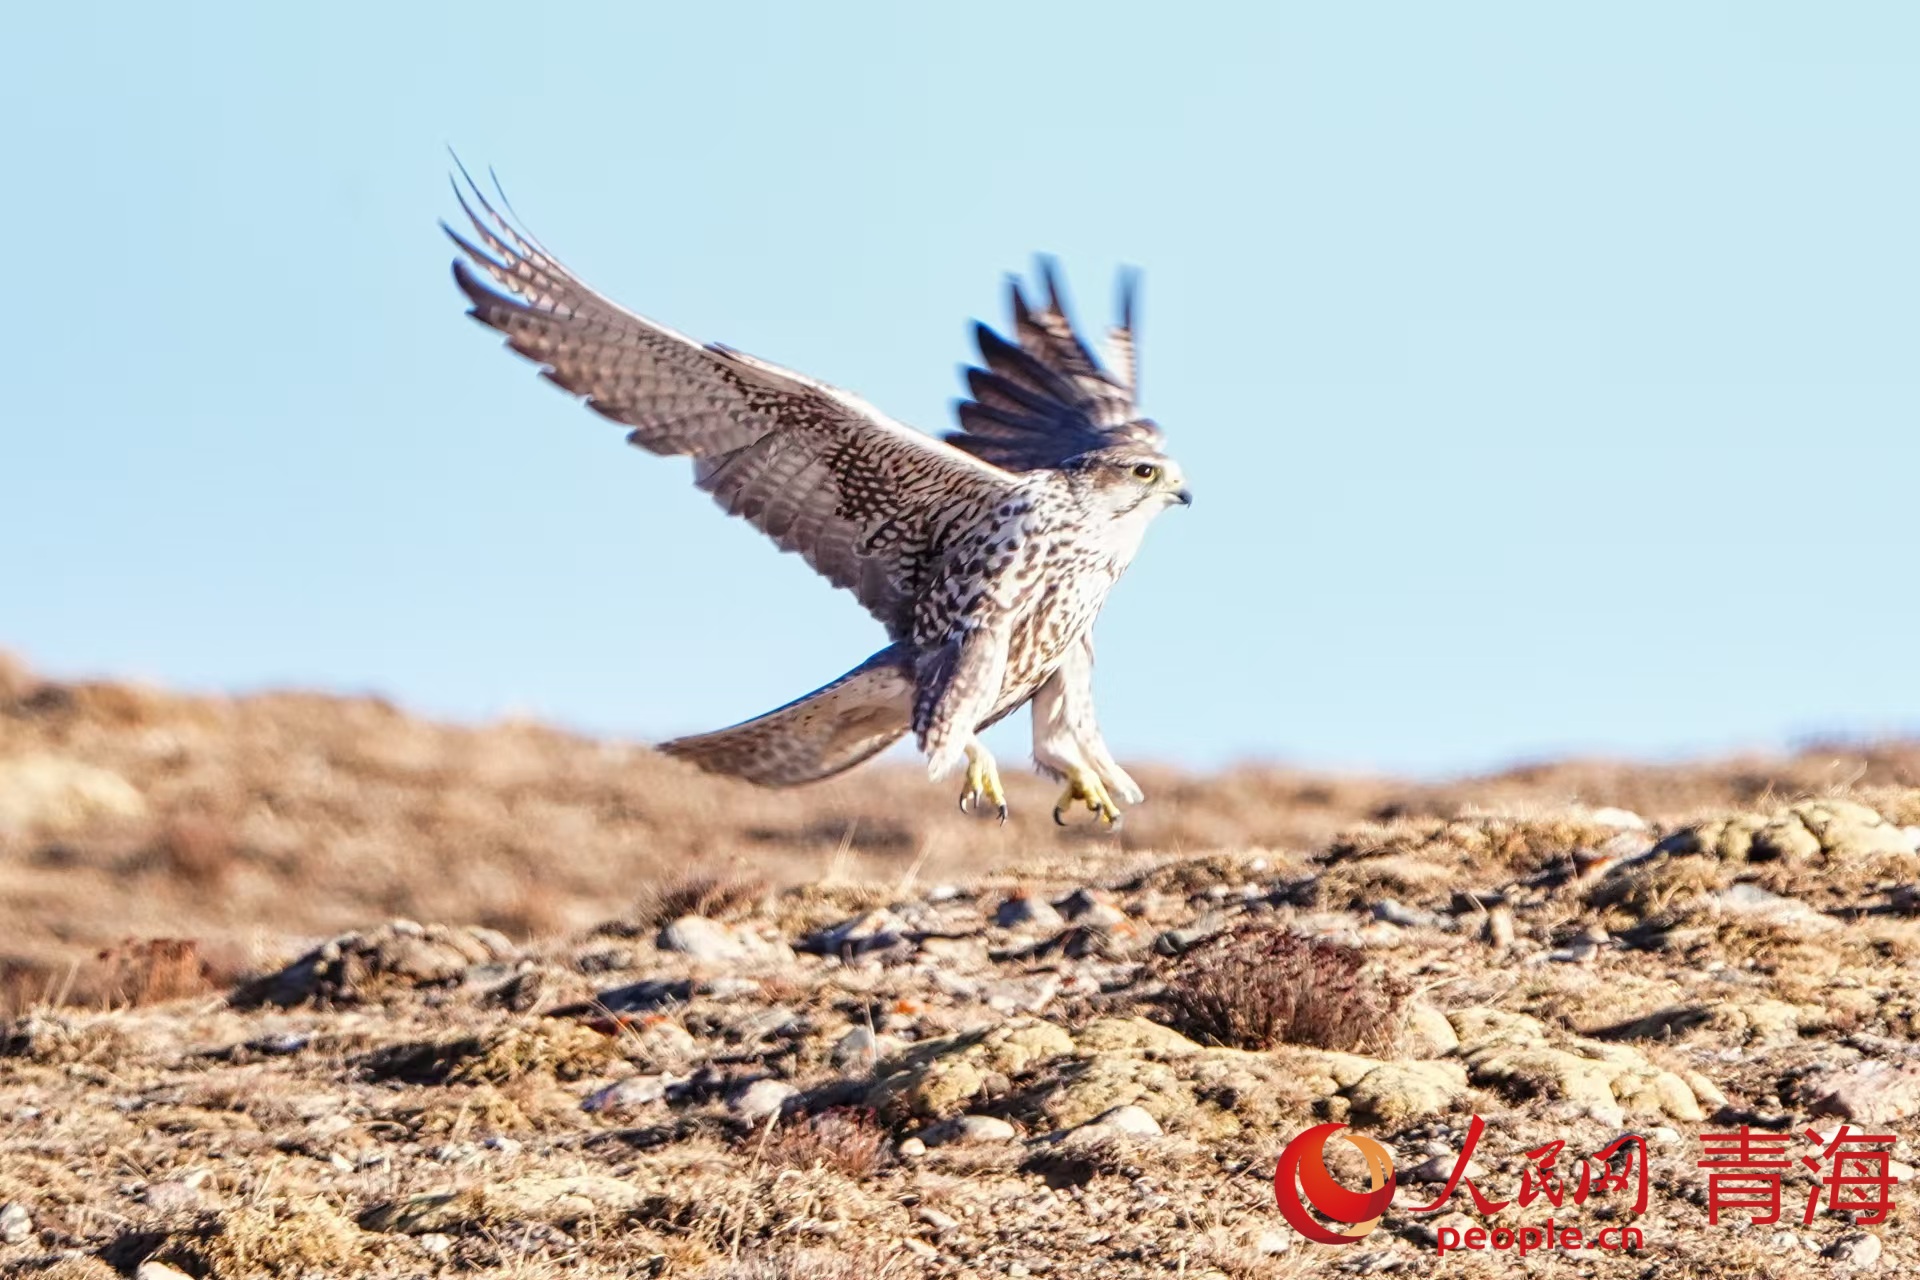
1171,487,1193,507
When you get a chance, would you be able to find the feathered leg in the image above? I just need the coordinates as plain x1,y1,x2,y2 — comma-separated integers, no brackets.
1031,635,1142,827
915,625,1013,818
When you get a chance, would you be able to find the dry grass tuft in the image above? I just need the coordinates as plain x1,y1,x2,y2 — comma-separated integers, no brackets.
1153,926,1408,1054
142,814,241,888
155,1198,368,1278
760,1107,890,1179
626,873,774,930
21,1259,122,1280
82,937,216,1008
698,1244,915,1280
362,1019,617,1086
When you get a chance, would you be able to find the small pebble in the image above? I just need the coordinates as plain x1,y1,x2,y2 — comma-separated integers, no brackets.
582,1074,675,1113
1825,1231,1881,1267
917,1206,960,1233
994,895,1064,929
923,1114,1018,1146
728,1078,798,1121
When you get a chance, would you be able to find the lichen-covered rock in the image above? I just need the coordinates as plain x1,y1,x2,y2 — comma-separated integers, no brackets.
1027,1051,1197,1131
1342,1060,1469,1125
1449,1007,1710,1121
1402,1003,1461,1057
866,1019,1075,1120
1592,998,1806,1045
1070,1016,1203,1056
1805,1061,1920,1125
1659,799,1914,866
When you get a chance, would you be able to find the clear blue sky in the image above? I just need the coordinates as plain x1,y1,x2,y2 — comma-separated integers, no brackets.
5,2,1916,776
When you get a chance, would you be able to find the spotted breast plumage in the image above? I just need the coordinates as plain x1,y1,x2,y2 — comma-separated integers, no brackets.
444,163,1190,824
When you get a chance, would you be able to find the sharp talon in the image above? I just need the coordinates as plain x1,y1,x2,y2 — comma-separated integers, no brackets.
959,746,1007,823
1054,771,1124,831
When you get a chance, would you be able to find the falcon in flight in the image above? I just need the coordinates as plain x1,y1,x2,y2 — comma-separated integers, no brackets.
444,166,1189,825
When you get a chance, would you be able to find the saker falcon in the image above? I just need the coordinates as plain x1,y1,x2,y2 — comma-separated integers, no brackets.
444,165,1189,825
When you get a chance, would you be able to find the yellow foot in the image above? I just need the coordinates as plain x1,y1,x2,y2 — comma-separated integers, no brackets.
958,745,1008,823
1054,769,1123,828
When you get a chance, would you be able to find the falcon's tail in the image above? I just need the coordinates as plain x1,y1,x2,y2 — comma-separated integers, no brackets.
659,646,914,787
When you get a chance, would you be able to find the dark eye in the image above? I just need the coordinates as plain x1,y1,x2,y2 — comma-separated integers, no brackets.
1132,463,1160,481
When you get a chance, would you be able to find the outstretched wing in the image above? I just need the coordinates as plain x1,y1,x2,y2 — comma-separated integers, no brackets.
946,260,1164,471
444,164,1018,641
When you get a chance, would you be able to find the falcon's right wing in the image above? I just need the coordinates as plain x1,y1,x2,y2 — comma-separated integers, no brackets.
444,164,1018,641
946,261,1165,471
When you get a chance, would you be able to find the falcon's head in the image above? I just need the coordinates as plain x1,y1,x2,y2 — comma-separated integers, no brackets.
1063,443,1193,520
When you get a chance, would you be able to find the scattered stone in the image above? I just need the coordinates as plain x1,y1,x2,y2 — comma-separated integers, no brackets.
658,915,791,965
867,1019,1076,1120
243,1030,313,1056
0,1201,30,1245
1371,898,1435,928
141,1179,207,1214
896,1136,927,1158
1481,906,1515,947
590,978,694,1013
1055,888,1127,928
804,909,907,956
1807,1061,1920,1126
1549,938,1600,964
1152,913,1227,956
233,921,518,1008
1085,1104,1162,1137
922,1114,1018,1146
136,1263,195,1280
581,1074,676,1113
728,1078,799,1121
730,1004,800,1041
1404,1153,1482,1185
916,1206,960,1233
994,895,1064,930
1344,1061,1469,1125
1710,883,1834,930
832,1025,893,1071
1825,1231,1882,1267
1253,1227,1291,1255
1661,800,1915,866
1588,807,1649,830
1402,1004,1460,1057
1450,1007,1711,1121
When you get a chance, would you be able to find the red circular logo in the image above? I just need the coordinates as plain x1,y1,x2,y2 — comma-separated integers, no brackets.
1273,1123,1398,1244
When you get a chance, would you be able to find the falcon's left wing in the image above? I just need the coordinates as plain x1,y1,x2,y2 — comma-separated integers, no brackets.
442,164,1019,642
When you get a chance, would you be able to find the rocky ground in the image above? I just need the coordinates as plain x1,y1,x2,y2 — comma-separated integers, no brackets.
3,654,1920,1278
